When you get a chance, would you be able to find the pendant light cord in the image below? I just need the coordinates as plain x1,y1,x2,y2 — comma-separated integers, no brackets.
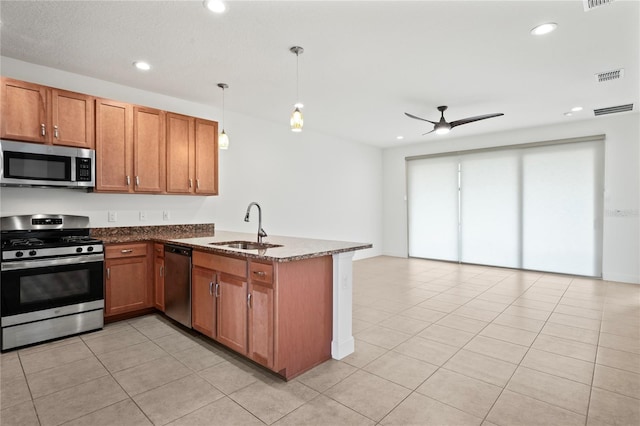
295,51,300,104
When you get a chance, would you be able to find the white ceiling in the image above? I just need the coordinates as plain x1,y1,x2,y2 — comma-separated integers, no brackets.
0,0,638,148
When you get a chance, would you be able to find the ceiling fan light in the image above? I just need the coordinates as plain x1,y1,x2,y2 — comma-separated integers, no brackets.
203,0,226,13
219,129,229,149
435,127,450,135
290,107,303,132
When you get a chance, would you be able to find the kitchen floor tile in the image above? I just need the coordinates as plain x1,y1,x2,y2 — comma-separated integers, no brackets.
198,359,265,395
171,343,228,371
399,306,447,323
435,314,489,334
152,332,202,355
0,401,39,426
229,379,318,424
133,374,224,425
453,306,501,322
17,335,82,356
274,395,375,426
492,313,546,333
521,349,594,384
596,346,640,374
0,375,32,410
340,339,387,368
112,355,192,396
416,368,502,418
479,323,537,347
487,389,585,426
379,392,482,426
19,341,94,375
167,397,264,426
443,349,518,387
464,335,528,364
393,336,459,365
531,334,597,362
26,356,109,399
83,327,149,355
63,399,152,426
354,325,412,350
548,312,601,331
417,298,461,313
0,353,25,384
587,387,640,426
324,370,410,422
540,322,599,345
97,340,167,373
417,323,475,347
363,350,438,389
592,364,640,399
377,314,430,335
295,359,357,393
598,332,640,354
33,375,128,426
506,366,591,415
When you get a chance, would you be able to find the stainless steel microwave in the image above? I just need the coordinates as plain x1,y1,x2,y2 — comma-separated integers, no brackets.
0,140,95,189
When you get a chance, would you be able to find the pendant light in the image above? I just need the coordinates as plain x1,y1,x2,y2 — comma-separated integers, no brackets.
290,46,304,132
217,83,229,150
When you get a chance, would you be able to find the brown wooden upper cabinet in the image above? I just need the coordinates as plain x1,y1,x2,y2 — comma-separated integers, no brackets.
166,113,218,195
1,77,94,148
95,99,166,193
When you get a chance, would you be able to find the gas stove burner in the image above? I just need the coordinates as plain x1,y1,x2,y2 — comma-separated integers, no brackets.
9,238,44,248
60,236,97,243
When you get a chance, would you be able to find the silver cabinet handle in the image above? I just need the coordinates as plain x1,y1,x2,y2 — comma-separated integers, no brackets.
106,267,110,280
54,125,59,139
247,293,252,308
253,271,266,277
209,281,213,296
121,249,133,254
135,176,140,186
160,265,164,277
41,124,46,136
126,176,131,186
214,282,220,298
189,179,193,188
196,179,200,189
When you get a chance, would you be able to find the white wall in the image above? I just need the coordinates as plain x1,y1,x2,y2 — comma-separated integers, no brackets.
0,57,383,259
382,113,640,284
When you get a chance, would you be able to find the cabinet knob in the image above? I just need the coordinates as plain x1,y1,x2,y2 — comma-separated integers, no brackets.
54,125,59,139
41,123,46,137
253,271,266,277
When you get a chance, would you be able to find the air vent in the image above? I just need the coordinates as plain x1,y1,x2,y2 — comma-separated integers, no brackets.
595,68,624,82
583,0,615,11
594,104,634,116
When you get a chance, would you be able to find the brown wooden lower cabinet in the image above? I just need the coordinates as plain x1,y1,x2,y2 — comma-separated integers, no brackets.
153,243,165,311
191,250,332,380
104,242,152,317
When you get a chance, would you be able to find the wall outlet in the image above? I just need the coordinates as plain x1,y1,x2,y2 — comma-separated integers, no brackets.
139,211,147,221
163,211,170,221
108,211,117,222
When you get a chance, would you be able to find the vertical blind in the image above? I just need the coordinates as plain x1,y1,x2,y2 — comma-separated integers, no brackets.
407,138,604,277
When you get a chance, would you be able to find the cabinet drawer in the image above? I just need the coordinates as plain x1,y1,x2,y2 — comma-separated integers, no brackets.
105,242,149,259
250,261,273,286
193,251,247,278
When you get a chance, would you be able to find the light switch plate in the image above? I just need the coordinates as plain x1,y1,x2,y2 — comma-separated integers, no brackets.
108,211,117,222
139,211,147,221
163,211,170,221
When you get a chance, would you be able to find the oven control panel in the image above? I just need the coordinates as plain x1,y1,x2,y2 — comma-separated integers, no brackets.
2,244,104,261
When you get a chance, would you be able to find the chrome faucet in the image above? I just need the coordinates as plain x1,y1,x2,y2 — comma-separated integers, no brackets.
244,202,267,243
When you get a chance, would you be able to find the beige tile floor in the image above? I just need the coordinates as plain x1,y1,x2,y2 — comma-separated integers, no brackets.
1,256,639,425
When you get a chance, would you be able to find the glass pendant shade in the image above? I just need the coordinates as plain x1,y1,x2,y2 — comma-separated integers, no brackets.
290,107,303,132
219,129,229,149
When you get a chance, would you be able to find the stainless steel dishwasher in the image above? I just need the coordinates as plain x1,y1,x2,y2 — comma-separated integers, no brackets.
164,244,192,328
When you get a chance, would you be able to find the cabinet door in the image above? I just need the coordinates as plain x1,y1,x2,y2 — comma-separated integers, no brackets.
194,118,218,195
51,89,94,148
133,107,165,193
1,77,49,143
217,274,247,354
95,99,133,192
105,256,149,316
192,267,216,338
154,255,165,311
248,282,274,368
166,113,194,193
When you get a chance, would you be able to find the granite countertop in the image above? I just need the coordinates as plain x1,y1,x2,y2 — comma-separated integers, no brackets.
92,224,371,262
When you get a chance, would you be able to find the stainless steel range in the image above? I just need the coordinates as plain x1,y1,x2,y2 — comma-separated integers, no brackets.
1,214,104,351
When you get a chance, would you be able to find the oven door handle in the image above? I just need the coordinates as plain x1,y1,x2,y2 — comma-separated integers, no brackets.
1,253,105,271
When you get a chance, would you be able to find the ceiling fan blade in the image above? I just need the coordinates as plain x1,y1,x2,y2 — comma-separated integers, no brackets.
422,129,436,136
405,112,438,125
449,113,504,128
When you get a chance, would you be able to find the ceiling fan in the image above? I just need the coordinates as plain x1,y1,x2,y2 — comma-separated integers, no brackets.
405,106,504,135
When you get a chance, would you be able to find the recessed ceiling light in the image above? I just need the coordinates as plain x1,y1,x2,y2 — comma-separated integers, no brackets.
564,112,573,117
204,0,226,13
396,136,404,140
571,106,583,112
133,61,151,71
530,22,558,36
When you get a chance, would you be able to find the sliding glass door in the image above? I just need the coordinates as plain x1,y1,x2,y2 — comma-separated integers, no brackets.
407,138,604,277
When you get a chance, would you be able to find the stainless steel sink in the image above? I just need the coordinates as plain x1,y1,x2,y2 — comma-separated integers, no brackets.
209,240,283,250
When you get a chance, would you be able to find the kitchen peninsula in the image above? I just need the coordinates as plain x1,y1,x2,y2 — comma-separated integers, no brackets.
93,225,371,379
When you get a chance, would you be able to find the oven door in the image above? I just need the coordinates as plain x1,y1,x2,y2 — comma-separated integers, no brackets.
1,254,104,322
